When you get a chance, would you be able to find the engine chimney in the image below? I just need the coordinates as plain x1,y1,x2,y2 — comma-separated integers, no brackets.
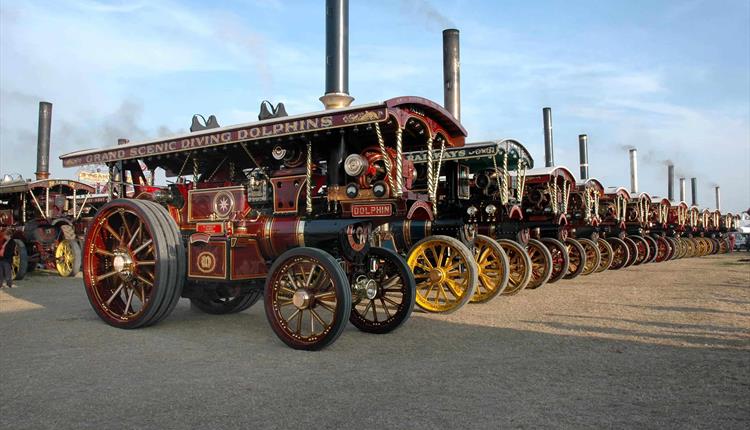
320,0,353,109
667,164,674,201
691,177,698,206
35,101,52,180
578,134,589,180
679,178,686,202
715,186,720,210
442,29,460,121
629,148,638,194
543,107,554,167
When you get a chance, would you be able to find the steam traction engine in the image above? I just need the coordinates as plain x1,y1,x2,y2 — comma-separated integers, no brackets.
517,166,592,287
597,187,631,270
0,177,96,279
60,97,469,350
389,139,535,313
564,178,609,274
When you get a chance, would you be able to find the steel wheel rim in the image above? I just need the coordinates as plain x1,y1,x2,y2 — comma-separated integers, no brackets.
596,240,612,272
55,240,75,277
86,207,158,323
581,241,598,275
547,242,567,280
566,242,582,274
527,242,548,286
471,237,505,302
409,239,471,313
500,241,529,294
269,256,340,342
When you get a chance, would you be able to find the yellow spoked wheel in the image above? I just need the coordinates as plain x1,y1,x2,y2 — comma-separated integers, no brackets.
683,238,696,258
697,238,710,256
578,238,601,276
497,239,532,295
407,235,478,313
55,239,82,277
595,238,614,272
470,235,509,303
10,239,28,280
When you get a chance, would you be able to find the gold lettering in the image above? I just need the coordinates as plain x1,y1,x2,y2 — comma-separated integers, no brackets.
284,121,298,133
306,119,319,129
320,116,333,127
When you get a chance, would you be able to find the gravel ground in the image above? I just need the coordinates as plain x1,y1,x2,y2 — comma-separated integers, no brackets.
1,253,748,429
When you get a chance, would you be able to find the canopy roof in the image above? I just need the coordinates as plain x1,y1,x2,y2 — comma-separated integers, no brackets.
0,179,95,196
603,186,631,200
576,178,605,194
517,166,576,184
404,138,533,171
60,97,466,169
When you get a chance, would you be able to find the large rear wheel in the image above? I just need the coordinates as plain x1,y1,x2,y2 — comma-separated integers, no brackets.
407,235,478,313
349,246,416,334
629,236,649,265
470,235,509,303
595,238,614,272
577,238,601,276
563,238,586,279
83,199,185,329
525,238,553,289
642,235,659,263
498,239,532,295
540,238,569,284
264,247,351,350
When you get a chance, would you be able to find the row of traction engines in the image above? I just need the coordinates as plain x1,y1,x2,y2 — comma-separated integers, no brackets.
53,1,736,350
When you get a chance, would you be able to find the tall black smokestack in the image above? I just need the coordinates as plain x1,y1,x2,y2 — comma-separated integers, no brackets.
442,29,460,121
679,178,686,202
543,107,554,167
578,134,589,180
320,0,353,109
35,101,52,180
667,164,674,201
691,177,698,206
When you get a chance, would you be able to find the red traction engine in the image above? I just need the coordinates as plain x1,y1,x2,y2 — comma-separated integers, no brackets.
565,178,613,274
516,166,589,288
597,187,632,270
0,177,96,279
60,97,467,350
646,197,677,262
621,191,657,266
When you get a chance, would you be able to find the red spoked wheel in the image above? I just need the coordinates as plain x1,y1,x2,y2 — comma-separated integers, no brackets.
622,237,639,267
525,238,553,289
265,247,351,350
83,199,185,329
606,237,630,270
664,237,678,260
563,238,586,280
540,238,569,284
642,235,659,263
629,236,649,265
654,237,671,262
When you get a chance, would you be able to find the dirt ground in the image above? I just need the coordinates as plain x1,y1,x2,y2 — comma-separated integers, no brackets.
1,253,748,429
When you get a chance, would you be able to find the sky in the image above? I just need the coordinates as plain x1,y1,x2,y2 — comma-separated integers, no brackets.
1,0,748,213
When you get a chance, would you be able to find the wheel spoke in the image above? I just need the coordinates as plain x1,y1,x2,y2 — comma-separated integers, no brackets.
127,221,142,248
103,221,123,245
105,283,126,306
123,288,134,315
97,271,118,282
132,239,153,256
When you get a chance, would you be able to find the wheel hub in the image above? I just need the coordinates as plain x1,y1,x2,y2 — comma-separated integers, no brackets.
112,250,134,280
428,268,445,284
353,275,378,300
292,289,312,309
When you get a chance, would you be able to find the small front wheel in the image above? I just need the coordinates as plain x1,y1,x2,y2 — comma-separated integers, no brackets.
265,247,351,350
563,238,586,279
595,238,613,272
577,238,601,276
525,238,553,289
540,237,569,284
349,247,415,334
55,239,82,277
497,239,532,295
470,235,509,303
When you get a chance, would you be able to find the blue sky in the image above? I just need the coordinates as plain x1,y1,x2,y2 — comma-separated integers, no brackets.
1,0,748,212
